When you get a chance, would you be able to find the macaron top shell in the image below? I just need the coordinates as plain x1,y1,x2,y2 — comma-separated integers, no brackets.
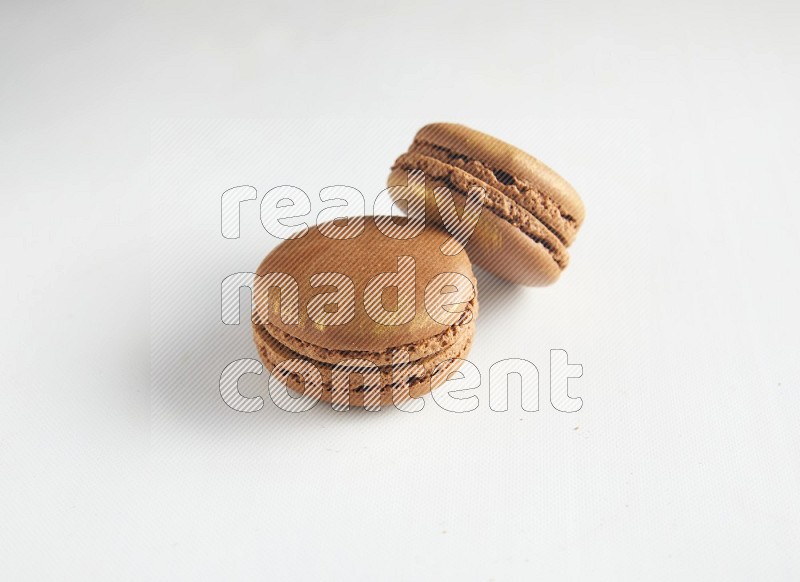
253,220,477,353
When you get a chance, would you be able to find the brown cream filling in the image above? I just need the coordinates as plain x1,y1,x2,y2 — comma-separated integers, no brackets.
253,321,474,393
252,296,477,366
392,153,569,268
409,139,579,244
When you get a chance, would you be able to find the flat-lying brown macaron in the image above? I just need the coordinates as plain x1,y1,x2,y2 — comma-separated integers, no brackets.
389,123,585,286
251,219,478,409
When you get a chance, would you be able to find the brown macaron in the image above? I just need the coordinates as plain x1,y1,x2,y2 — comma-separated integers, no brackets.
389,123,585,286
251,219,478,409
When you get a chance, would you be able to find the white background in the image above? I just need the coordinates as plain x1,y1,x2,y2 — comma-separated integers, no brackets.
2,1,799,580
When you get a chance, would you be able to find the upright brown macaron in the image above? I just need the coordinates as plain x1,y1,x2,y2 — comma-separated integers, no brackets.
389,123,585,286
251,219,478,409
